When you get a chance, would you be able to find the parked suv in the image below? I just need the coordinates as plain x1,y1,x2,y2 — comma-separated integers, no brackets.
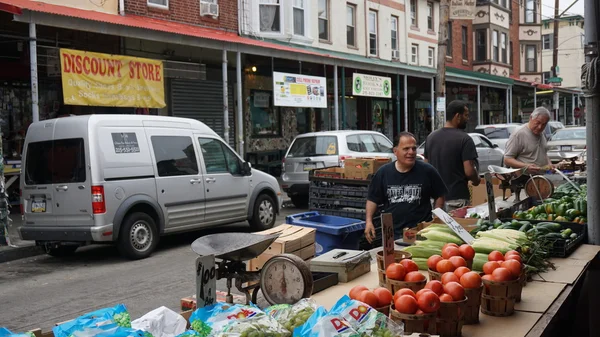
20,115,282,259
281,131,395,207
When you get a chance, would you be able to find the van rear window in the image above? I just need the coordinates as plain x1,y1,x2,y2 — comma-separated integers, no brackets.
25,138,86,185
287,136,338,157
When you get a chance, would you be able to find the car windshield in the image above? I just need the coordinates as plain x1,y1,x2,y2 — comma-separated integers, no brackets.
551,129,586,141
476,126,514,139
287,136,338,157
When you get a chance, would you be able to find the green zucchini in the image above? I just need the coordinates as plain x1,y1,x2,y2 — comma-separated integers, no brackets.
519,223,533,232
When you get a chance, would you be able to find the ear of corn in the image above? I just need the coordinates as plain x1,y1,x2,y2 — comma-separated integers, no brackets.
412,257,430,270
415,240,445,249
476,229,526,244
417,224,456,235
471,237,519,254
420,230,464,245
401,245,442,259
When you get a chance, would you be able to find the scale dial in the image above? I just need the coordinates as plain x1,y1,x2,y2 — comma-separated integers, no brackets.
525,175,554,200
260,254,313,305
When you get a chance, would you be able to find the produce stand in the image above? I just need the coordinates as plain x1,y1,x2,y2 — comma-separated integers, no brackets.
310,243,600,337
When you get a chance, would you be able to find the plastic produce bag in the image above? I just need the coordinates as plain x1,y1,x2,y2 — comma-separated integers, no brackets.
330,296,403,337
77,304,132,328
265,299,319,332
174,331,202,337
292,307,360,337
215,314,291,337
53,304,132,337
70,326,144,337
189,303,265,337
131,306,187,337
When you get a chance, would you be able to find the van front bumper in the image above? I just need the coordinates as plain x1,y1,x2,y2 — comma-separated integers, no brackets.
19,224,114,242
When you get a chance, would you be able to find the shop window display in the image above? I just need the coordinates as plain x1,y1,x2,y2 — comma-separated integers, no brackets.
250,90,281,137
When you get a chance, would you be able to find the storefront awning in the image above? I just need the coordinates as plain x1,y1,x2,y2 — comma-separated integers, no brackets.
446,67,514,88
0,0,333,60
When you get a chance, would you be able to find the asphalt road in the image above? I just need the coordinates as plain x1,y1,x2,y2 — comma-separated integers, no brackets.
0,202,306,333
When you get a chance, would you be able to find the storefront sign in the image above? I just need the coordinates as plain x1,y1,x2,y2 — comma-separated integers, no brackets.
272,71,327,108
59,48,166,108
449,0,476,20
352,73,392,98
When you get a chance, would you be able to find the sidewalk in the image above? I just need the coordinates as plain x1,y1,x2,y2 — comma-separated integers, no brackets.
0,214,43,263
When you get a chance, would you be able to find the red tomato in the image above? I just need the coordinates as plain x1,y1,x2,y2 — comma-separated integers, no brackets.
488,251,505,262
442,246,461,259
443,243,459,250
459,244,476,260
439,293,454,302
424,280,444,296
373,287,394,307
505,250,520,258
492,267,514,282
386,263,407,281
443,282,466,301
416,288,435,299
483,261,501,275
394,288,417,301
417,291,441,313
349,285,368,300
441,272,460,285
482,274,495,282
460,272,483,289
415,309,425,315
503,259,522,278
454,266,471,279
505,254,522,263
405,271,426,282
436,259,456,273
395,295,419,314
357,290,379,308
400,259,420,273
449,256,467,269
427,255,443,272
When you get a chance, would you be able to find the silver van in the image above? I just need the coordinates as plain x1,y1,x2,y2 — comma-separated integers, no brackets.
20,115,282,259
281,130,395,207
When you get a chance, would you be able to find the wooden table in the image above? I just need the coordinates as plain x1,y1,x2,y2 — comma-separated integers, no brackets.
311,244,600,337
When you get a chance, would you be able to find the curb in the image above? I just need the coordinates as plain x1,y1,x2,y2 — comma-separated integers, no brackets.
0,244,44,263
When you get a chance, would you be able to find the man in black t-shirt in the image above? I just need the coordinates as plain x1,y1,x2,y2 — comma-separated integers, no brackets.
424,100,480,211
365,132,448,241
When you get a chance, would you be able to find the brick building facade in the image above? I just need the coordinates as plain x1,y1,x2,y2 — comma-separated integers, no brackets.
125,0,238,32
446,19,473,71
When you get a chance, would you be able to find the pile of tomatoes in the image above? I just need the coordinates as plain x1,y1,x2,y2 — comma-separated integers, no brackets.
348,285,394,309
385,259,426,283
481,250,523,282
426,243,476,274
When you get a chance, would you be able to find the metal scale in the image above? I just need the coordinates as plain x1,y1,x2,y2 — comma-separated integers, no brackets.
488,165,554,202
191,232,313,306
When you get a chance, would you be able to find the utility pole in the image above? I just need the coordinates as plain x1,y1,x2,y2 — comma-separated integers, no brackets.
583,0,599,245
435,0,449,130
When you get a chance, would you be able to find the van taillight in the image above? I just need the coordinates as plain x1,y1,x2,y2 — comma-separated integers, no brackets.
19,189,23,215
92,186,106,214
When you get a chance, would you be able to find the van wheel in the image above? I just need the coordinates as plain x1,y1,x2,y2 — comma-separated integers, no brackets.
44,245,78,257
118,212,158,260
249,194,276,231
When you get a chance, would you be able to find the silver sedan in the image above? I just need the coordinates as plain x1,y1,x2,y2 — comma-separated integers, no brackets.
547,127,586,163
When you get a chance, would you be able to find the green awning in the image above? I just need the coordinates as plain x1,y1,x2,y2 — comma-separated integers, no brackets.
446,67,514,87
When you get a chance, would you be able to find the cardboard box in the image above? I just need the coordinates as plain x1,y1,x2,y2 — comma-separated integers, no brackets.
344,157,391,180
470,177,506,205
253,224,316,254
314,167,345,179
247,243,316,271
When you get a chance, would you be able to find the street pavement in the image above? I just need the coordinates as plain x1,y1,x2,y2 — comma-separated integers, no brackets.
0,201,306,333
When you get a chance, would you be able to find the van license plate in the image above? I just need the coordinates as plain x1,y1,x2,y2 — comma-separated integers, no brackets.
303,164,316,171
32,201,46,213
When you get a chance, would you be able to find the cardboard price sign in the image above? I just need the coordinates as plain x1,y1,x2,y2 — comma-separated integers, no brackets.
432,208,475,244
196,255,217,309
381,213,395,269
484,173,497,222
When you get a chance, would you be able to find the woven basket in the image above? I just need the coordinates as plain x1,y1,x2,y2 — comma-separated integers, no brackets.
436,297,468,337
481,277,522,316
390,308,437,335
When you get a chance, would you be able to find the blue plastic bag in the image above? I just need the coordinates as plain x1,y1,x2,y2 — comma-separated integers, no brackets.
174,330,202,337
292,307,359,337
77,304,132,328
330,296,403,337
53,304,132,337
0,328,34,337
189,303,264,337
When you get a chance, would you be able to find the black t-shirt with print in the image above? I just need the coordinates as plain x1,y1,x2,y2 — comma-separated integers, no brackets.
367,160,448,238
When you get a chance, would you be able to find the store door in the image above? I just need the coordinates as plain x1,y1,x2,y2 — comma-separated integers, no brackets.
170,79,236,147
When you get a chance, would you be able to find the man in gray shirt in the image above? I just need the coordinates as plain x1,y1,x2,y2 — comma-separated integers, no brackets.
504,107,554,174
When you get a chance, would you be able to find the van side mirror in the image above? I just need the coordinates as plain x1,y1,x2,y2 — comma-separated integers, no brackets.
242,161,251,176
493,144,499,148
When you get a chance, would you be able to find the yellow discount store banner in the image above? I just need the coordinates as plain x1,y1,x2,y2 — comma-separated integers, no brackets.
60,48,166,108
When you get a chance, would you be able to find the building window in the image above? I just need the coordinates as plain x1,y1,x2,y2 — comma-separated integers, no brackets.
293,0,305,36
501,32,507,63
428,47,435,66
147,0,168,8
368,11,378,56
347,4,356,47
411,44,419,63
526,45,537,72
318,0,329,40
510,41,513,64
543,71,551,83
410,0,418,27
251,90,281,137
391,16,399,51
525,0,536,23
461,26,468,60
500,0,507,7
544,21,550,29
447,22,453,57
427,2,434,31
492,30,499,62
542,34,553,49
259,0,281,32
476,29,487,61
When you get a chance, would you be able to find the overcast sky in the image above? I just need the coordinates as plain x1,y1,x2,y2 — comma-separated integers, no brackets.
541,0,585,19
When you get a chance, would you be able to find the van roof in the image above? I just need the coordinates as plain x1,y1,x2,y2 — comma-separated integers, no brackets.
27,114,220,137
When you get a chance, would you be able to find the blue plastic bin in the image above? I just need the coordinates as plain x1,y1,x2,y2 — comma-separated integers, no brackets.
286,211,366,256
